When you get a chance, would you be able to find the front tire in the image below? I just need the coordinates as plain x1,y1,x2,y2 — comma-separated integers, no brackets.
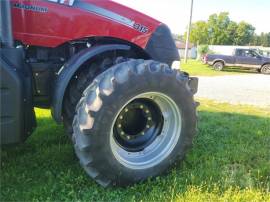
73,59,197,186
261,64,270,74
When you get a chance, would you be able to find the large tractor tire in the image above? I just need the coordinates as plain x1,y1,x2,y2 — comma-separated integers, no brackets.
63,57,117,137
72,59,197,186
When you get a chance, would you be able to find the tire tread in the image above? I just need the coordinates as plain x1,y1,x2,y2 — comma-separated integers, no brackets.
72,59,198,187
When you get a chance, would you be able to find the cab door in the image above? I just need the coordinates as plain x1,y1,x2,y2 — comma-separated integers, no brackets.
235,49,261,67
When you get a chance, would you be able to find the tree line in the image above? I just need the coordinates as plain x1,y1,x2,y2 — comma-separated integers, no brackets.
181,12,270,47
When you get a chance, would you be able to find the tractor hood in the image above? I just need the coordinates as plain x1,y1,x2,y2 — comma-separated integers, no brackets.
12,0,161,48
74,0,180,64
12,0,179,64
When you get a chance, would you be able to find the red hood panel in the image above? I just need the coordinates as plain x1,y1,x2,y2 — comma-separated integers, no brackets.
12,0,161,48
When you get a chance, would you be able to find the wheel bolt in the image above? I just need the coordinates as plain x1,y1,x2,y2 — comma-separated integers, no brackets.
127,136,131,140
125,108,128,112
146,125,150,128
118,124,122,128
120,115,123,119
148,117,152,120
146,110,149,113
140,105,144,109
141,132,145,135
121,131,124,135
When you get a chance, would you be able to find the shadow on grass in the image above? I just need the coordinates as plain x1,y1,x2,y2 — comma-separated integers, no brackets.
1,110,270,201
203,64,260,75
221,67,260,74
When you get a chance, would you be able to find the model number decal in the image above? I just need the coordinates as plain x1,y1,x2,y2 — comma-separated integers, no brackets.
133,23,149,34
73,2,149,34
13,3,48,13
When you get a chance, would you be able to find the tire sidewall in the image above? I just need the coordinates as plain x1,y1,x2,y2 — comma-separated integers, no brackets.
86,68,196,185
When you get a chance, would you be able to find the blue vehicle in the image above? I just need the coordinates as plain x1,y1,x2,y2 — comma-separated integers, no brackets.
205,48,270,74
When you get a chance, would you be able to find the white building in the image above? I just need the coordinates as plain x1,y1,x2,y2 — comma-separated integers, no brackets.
208,45,270,56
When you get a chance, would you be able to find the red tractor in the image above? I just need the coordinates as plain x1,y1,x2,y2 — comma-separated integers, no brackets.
0,0,198,187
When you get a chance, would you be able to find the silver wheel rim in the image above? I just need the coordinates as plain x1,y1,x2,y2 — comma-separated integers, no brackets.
110,92,182,169
215,63,222,70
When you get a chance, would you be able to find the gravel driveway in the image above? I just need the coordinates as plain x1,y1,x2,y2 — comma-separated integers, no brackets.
195,74,270,107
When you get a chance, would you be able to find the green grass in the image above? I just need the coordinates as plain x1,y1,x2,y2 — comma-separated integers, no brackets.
181,60,259,76
1,100,270,201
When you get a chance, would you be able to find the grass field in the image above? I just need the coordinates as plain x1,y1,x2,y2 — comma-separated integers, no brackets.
1,100,270,201
181,60,259,76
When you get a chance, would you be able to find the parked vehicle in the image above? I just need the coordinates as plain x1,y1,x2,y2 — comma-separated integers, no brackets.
0,0,198,187
206,48,270,74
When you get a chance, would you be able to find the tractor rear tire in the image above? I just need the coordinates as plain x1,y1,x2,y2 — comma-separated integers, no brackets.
72,59,198,187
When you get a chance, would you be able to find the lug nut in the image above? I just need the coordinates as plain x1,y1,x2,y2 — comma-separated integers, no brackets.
140,105,144,109
146,125,150,128
118,124,122,128
148,117,152,120
127,136,131,140
146,110,149,113
141,132,145,135
125,108,128,112
121,131,124,135
120,115,123,119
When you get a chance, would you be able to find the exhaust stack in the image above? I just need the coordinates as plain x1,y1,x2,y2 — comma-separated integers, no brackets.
0,0,14,48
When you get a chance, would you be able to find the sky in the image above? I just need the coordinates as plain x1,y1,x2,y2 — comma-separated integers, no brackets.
114,0,270,35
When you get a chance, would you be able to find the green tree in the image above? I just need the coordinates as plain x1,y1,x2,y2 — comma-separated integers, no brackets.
208,12,231,45
266,33,270,47
188,21,209,44
226,21,238,45
186,12,256,46
234,21,255,45
260,32,270,46
251,32,270,46
251,34,261,46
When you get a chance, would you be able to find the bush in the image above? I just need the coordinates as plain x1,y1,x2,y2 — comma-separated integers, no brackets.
198,45,209,55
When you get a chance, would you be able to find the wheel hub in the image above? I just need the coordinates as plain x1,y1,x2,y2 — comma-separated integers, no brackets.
113,99,163,152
